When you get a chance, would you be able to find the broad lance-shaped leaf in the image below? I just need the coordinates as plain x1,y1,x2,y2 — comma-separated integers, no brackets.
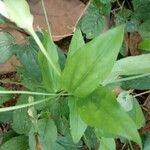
68,28,85,58
62,25,124,97
104,54,150,84
77,86,142,146
68,97,87,143
38,31,61,92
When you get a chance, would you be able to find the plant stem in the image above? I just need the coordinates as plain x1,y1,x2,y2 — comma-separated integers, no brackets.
134,90,150,97
0,97,54,112
41,0,52,38
28,28,61,76
0,90,72,96
0,90,57,96
104,73,150,85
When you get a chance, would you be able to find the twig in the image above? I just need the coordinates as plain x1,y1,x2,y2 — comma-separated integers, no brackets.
134,90,150,97
41,0,52,37
73,0,92,32
129,141,134,150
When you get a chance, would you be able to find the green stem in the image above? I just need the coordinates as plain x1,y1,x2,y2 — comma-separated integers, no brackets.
0,90,72,96
28,28,61,76
0,90,57,96
0,97,54,112
104,73,150,85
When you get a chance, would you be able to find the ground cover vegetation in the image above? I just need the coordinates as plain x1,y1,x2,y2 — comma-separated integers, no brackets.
0,0,150,149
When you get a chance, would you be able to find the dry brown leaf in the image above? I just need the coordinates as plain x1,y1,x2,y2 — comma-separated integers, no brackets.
29,0,85,41
128,32,141,56
0,0,85,73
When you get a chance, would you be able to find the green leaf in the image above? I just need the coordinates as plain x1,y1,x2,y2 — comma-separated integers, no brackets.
139,20,150,39
117,92,134,112
29,118,57,150
68,97,87,143
68,28,85,58
57,135,83,150
28,127,36,150
143,133,150,150
117,92,145,129
0,32,15,64
133,0,150,21
1,130,17,144
138,38,150,51
99,0,111,4
121,75,150,90
0,135,28,150
84,127,99,149
105,54,150,84
80,3,105,39
99,137,116,150
17,68,42,91
62,25,124,97
38,31,61,92
38,118,57,150
128,98,145,129
0,87,11,104
57,47,66,71
77,86,142,146
0,111,12,123
12,95,32,135
15,42,42,81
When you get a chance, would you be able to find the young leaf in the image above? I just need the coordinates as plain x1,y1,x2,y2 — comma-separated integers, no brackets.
68,97,87,143
62,25,124,97
0,32,15,64
98,137,116,150
104,54,150,85
0,135,28,150
138,38,150,51
77,86,142,146
68,28,85,58
38,31,61,92
110,54,150,76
